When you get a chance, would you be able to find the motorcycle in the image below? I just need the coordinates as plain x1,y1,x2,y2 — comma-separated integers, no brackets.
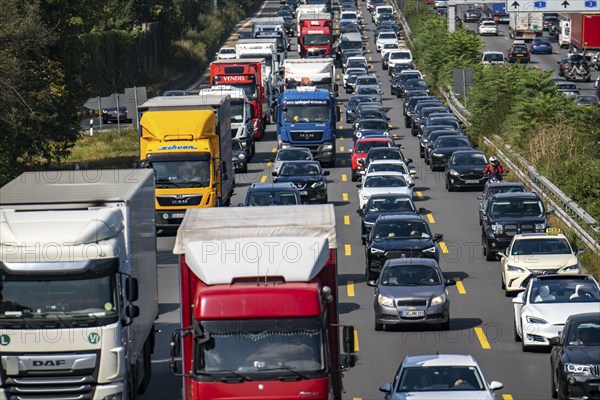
487,172,504,183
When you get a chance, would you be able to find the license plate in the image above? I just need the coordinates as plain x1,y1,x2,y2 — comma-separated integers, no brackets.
401,310,425,317
517,54,524,56
465,179,479,184
299,191,308,196
169,213,185,219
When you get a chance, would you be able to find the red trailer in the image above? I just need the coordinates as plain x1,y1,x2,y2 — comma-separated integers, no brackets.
210,59,267,139
569,13,600,56
170,205,356,400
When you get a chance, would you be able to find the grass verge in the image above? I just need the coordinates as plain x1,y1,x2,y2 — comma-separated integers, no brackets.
61,129,139,169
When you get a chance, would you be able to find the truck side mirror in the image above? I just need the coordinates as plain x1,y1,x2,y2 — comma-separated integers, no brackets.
126,277,139,302
168,330,185,376
126,304,140,319
343,325,356,355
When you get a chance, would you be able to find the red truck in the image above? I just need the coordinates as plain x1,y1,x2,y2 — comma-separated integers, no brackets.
569,13,600,56
298,12,333,57
169,205,356,400
210,59,267,139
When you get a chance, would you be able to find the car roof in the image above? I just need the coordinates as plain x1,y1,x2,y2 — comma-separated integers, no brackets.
486,182,526,188
384,258,439,268
402,354,478,368
369,159,407,165
358,118,388,124
249,182,298,191
568,312,600,323
491,192,539,200
512,233,568,240
369,193,413,200
377,213,425,222
451,149,485,156
357,135,393,142
365,171,406,177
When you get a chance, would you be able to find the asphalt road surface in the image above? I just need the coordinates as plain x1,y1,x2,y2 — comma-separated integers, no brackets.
140,1,597,399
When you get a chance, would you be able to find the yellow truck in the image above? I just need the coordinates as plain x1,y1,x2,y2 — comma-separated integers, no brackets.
139,95,234,228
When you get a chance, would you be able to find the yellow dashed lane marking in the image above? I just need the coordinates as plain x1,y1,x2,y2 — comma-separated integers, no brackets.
271,147,276,152
416,191,423,198
439,242,449,253
342,174,347,182
344,215,350,225
474,327,491,349
340,146,345,152
260,175,267,183
347,281,355,297
336,74,340,79
266,161,272,167
343,193,349,201
455,278,466,294
354,330,360,351
345,244,351,256
368,56,373,61
502,395,514,400
426,213,435,224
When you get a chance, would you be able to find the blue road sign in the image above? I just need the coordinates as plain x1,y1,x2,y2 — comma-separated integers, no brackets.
584,0,597,7
534,0,547,6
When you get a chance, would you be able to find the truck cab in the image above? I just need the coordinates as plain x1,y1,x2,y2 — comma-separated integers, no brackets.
298,11,333,57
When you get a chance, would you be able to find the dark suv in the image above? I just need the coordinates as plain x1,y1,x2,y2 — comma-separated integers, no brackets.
481,192,554,261
243,182,302,206
507,44,530,63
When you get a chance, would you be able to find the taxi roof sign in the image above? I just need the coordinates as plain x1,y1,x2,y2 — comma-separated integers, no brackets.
546,227,561,234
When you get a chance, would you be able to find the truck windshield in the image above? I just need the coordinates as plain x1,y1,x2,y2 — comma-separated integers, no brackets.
152,160,211,188
284,105,329,123
196,318,325,374
303,34,330,46
0,274,118,325
230,100,245,122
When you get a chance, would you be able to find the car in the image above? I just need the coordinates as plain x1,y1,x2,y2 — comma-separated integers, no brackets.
434,0,448,7
478,20,499,35
387,50,413,74
337,32,364,61
390,62,416,78
427,135,473,170
351,136,395,181
339,0,357,11
231,139,249,173
500,232,582,295
542,13,559,30
401,79,429,100
410,99,445,131
368,0,385,12
557,55,587,77
363,214,443,280
379,354,504,399
574,94,600,107
445,150,489,191
343,67,368,89
368,258,455,330
340,10,360,25
420,129,462,158
355,85,382,101
344,94,381,122
412,105,448,136
361,159,415,187
513,274,600,350
564,60,592,82
101,106,129,124
530,37,553,54
555,82,580,98
421,116,462,136
355,74,381,89
243,182,302,206
375,21,401,36
481,51,505,65
357,171,415,209
357,193,427,234
390,70,422,96
216,46,237,60
344,55,369,73
478,182,527,225
381,43,400,59
353,107,389,129
363,147,412,171
353,118,391,141
481,192,554,261
548,19,560,36
463,8,482,22
272,160,329,203
272,147,313,174
163,90,189,96
376,32,398,52
339,21,362,35
374,5,394,24
591,50,600,70
403,94,435,126
507,44,530,63
550,312,600,400
344,71,367,93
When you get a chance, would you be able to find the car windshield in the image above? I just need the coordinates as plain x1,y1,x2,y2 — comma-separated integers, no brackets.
488,186,525,197
368,150,402,162
280,162,321,176
367,197,414,213
566,322,600,347
248,192,299,206
407,81,428,89
452,153,487,165
230,100,245,122
485,53,504,62
397,366,486,392
359,111,385,120
349,96,376,106
429,120,460,129
511,238,572,255
219,48,235,54
374,221,431,240
381,265,441,286
357,77,378,85
283,105,329,123
357,87,379,95
356,141,390,153
341,12,357,20
400,73,421,82
391,52,411,60
347,61,367,69
529,280,600,304
436,137,470,147
384,44,399,49
276,149,311,161
341,40,362,50
369,162,408,174
364,175,407,188
303,34,330,46
490,199,544,217
360,120,388,130
380,33,397,39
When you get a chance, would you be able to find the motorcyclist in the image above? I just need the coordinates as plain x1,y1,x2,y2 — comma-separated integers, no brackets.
483,156,504,181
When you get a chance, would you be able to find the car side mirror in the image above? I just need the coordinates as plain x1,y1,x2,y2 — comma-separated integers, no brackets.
379,383,392,393
548,337,561,346
367,280,378,287
361,233,368,242
433,233,443,242
357,159,365,165
512,292,524,304
445,279,457,286
477,195,483,200
323,171,330,176
489,381,504,391
547,206,555,214
271,172,277,176
237,203,244,207
409,169,416,175
356,184,362,188
497,249,506,258
409,182,415,188
575,248,585,256
417,208,429,214
406,158,413,164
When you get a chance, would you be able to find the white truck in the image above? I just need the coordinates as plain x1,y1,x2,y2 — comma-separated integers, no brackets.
0,169,158,400
252,17,290,58
509,12,543,41
236,38,279,86
283,58,338,96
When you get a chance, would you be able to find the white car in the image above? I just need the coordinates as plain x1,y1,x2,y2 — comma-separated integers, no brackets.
513,274,600,350
272,147,313,174
500,232,581,295
478,21,499,36
358,171,414,209
376,32,398,52
379,354,503,400
361,159,415,187
340,11,360,25
387,50,413,74
434,0,448,7
373,5,394,24
217,46,237,60
381,43,400,58
343,67,368,87
481,51,505,65
344,56,369,72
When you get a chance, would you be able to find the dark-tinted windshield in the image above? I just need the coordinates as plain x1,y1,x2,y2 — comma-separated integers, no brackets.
359,120,388,130
368,162,409,174
511,238,572,255
364,174,407,188
488,186,526,197
280,162,322,176
357,76,378,86
390,52,411,60
247,191,300,206
356,141,390,153
435,137,470,147
230,100,245,122
428,120,460,129
341,40,362,50
357,87,379,95
381,264,442,286
566,321,600,347
379,33,397,39
490,199,544,217
397,366,485,392
276,149,311,161
368,149,402,162
367,197,415,213
451,153,487,165
283,105,329,123
373,220,431,240
529,280,600,304
484,53,504,62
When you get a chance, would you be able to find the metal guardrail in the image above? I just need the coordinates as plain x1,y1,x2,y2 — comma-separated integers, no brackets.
393,0,600,254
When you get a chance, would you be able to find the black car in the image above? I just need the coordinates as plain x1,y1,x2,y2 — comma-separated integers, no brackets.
421,117,462,136
477,182,527,225
409,99,445,130
363,147,412,169
340,22,362,35
389,63,416,78
101,106,129,124
272,160,329,203
561,59,592,82
550,312,600,400
481,192,554,261
357,193,428,235
232,139,250,173
463,8,482,22
402,93,432,118
363,214,443,280
390,72,421,96
353,108,389,129
542,13,559,31
243,182,302,206
507,44,530,63
426,135,473,170
375,21,401,35
381,52,391,70
402,79,430,100
412,106,449,136
344,94,381,123
445,150,489,191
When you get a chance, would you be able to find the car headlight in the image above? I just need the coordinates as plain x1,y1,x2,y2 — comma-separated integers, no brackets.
431,293,447,306
507,265,526,273
237,154,246,161
560,263,580,273
432,153,443,157
378,293,394,306
422,246,436,254
565,363,592,375
356,132,362,138
535,223,546,232
491,223,503,234
526,316,548,324
281,142,292,149
370,247,385,254
383,131,389,135
322,143,333,151
311,181,324,188
449,169,460,176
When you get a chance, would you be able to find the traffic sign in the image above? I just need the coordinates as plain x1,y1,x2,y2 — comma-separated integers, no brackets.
507,0,600,11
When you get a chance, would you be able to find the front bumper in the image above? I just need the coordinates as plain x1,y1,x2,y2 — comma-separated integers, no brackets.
374,302,449,325
447,175,487,188
156,210,186,228
560,373,600,400
522,320,564,347
298,188,327,203
430,155,450,169
233,159,248,172
484,234,512,253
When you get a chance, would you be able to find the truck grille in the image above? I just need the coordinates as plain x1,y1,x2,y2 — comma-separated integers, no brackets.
156,195,202,206
290,131,323,141
504,223,536,236
1,353,98,400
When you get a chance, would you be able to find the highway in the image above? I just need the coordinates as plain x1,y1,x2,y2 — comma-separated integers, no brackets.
140,1,597,399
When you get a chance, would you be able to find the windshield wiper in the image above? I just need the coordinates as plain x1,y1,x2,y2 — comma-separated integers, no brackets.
203,370,251,382
155,178,180,188
260,367,311,380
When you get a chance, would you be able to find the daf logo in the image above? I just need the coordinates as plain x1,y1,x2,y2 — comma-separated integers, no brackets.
33,360,66,367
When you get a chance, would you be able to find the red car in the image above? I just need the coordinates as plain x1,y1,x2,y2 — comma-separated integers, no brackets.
351,136,395,181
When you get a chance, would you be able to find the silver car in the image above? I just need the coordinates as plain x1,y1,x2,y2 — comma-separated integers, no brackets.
368,258,455,331
272,147,313,174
